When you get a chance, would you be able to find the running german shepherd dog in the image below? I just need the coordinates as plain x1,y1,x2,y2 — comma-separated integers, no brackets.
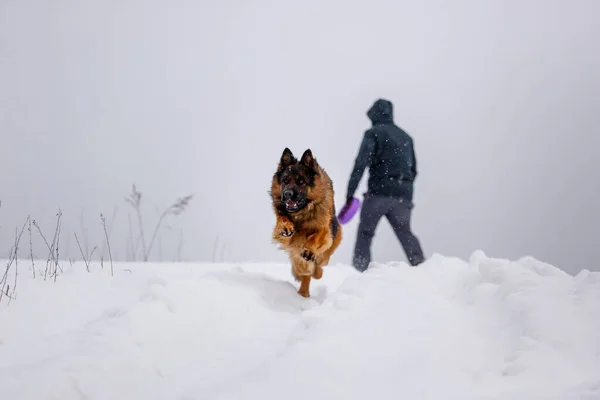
269,148,342,298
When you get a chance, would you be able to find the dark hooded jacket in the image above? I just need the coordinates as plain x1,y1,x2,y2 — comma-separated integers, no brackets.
346,99,418,201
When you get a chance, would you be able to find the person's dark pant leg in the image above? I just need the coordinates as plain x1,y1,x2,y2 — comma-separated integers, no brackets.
385,199,425,266
352,194,389,272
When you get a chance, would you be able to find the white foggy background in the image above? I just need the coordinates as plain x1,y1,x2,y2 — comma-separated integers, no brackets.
1,0,599,274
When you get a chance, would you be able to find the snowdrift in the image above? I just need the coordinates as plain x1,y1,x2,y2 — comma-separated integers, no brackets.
0,252,599,399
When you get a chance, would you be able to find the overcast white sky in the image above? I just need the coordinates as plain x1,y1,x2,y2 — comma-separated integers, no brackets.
1,0,599,274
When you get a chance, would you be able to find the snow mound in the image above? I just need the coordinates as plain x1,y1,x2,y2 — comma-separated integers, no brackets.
0,253,598,400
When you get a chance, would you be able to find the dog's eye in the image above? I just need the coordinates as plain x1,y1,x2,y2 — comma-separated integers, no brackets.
297,179,305,185
282,177,291,185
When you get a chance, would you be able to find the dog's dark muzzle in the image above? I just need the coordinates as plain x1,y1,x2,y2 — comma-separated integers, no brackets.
282,188,305,212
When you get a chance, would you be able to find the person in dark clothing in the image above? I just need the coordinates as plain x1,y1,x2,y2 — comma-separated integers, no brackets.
345,98,425,271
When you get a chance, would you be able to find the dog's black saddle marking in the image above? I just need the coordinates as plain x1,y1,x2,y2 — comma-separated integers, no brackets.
330,204,339,239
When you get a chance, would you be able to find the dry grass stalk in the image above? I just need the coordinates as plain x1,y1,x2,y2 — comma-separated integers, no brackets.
176,228,184,262
125,184,193,262
1,216,28,304
52,209,63,282
125,184,147,261
100,205,118,263
145,194,193,262
74,232,96,272
28,218,35,279
33,211,62,281
101,213,114,277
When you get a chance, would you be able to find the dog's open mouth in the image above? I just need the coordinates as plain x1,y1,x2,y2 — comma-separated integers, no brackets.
285,199,303,212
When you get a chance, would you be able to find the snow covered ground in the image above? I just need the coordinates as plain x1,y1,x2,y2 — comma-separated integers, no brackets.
1,251,599,400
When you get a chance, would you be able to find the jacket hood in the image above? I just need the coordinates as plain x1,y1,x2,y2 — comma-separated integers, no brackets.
367,98,394,124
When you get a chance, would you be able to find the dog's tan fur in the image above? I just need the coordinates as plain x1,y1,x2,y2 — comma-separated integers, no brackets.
270,148,342,298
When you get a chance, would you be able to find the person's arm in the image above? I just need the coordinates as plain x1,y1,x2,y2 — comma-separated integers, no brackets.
346,132,376,201
411,143,418,180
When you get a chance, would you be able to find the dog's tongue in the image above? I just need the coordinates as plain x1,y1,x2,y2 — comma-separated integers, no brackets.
286,200,297,208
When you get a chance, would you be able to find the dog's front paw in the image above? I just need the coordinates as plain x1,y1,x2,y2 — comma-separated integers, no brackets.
276,218,295,238
301,249,316,262
280,227,294,237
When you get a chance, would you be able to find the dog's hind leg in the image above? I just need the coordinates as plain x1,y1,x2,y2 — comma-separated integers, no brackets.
312,226,343,280
312,254,327,279
312,265,323,279
290,261,302,282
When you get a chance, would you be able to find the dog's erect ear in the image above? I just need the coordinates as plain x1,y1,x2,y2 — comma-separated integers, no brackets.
280,147,296,167
300,149,316,169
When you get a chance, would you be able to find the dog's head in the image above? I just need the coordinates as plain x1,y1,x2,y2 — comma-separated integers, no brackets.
273,148,321,213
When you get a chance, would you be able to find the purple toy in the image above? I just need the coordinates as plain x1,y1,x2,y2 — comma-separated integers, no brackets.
338,197,360,224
